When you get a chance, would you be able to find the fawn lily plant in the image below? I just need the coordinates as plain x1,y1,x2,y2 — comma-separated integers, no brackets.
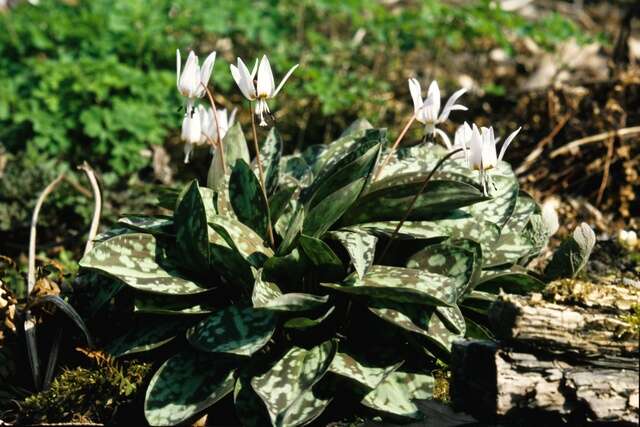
230,55,299,126
176,50,217,104
408,79,467,139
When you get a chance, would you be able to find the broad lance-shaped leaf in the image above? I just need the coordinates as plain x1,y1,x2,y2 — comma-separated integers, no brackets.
339,180,487,227
80,233,210,295
134,292,215,315
31,295,92,346
329,351,402,390
208,215,274,266
252,269,283,307
544,222,595,281
475,267,545,295
284,307,335,330
187,306,277,356
251,340,336,426
302,132,381,209
118,215,174,236
328,230,377,278
299,234,344,280
406,239,480,300
175,180,210,271
208,121,251,191
322,265,456,307
369,302,464,354
253,127,282,195
261,293,330,312
303,177,367,238
361,371,435,418
229,159,271,241
311,120,374,175
145,350,236,426
107,317,195,357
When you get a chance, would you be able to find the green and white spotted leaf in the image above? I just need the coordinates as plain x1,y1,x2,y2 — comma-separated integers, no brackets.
253,127,282,195
229,159,271,241
134,292,215,315
299,234,344,279
144,350,236,426
262,293,330,312
465,167,519,228
544,222,596,281
360,371,423,419
118,215,174,236
302,134,381,210
234,374,271,427
484,228,534,268
311,121,374,175
251,340,336,426
208,121,251,192
303,177,367,238
174,180,210,271
209,215,273,266
278,205,304,255
284,306,335,330
263,249,308,284
329,351,402,390
279,383,332,427
322,265,456,307
340,180,486,227
459,290,497,316
270,186,297,226
80,233,210,295
328,230,377,278
106,317,195,357
505,193,537,233
252,269,284,307
187,306,277,356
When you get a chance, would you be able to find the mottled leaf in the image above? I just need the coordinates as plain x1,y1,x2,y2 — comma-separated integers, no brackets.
329,351,402,390
328,230,377,278
174,180,210,270
322,265,456,307
476,268,545,295
284,306,335,330
251,340,336,426
252,269,284,307
262,293,330,312
80,233,210,295
107,317,194,357
361,371,426,419
209,215,273,266
144,350,236,426
299,234,344,279
134,292,215,315
255,127,282,195
229,159,270,240
118,215,174,236
544,223,595,281
187,306,277,356
208,121,251,191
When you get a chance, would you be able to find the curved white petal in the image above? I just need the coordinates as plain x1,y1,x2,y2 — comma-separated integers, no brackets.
200,51,217,88
184,143,193,164
176,49,181,90
179,51,200,98
408,78,423,115
250,58,259,79
273,63,299,97
469,126,483,170
426,80,441,118
231,59,256,100
481,127,497,169
228,107,238,129
439,87,467,122
435,128,452,150
257,55,275,97
497,126,521,161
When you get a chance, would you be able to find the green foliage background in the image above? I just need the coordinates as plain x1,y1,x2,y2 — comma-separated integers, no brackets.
0,0,589,176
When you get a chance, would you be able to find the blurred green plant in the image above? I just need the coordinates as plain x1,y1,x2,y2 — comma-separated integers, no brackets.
0,0,591,176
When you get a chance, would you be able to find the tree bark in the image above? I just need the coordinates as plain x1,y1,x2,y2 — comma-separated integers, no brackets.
451,340,639,426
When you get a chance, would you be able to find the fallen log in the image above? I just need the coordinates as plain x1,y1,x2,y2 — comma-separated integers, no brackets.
451,340,639,426
488,294,639,369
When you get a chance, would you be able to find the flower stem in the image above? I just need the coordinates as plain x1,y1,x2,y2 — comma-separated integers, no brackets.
202,83,227,176
250,102,275,247
378,148,463,262
373,113,416,181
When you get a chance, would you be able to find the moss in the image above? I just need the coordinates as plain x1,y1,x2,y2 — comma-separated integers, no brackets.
543,278,638,311
18,351,151,424
432,368,450,404
621,304,640,336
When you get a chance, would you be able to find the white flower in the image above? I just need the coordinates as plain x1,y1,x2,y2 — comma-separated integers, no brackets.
230,54,298,126
200,106,237,146
468,124,521,171
176,49,216,101
181,107,203,164
541,198,560,236
408,79,467,136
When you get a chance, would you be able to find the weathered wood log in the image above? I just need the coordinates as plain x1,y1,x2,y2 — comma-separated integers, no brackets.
489,294,639,369
451,340,639,426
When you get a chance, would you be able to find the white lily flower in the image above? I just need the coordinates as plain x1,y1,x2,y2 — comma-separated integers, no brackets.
408,79,467,136
468,125,521,171
176,49,217,101
181,106,203,164
230,54,299,126
200,106,237,147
